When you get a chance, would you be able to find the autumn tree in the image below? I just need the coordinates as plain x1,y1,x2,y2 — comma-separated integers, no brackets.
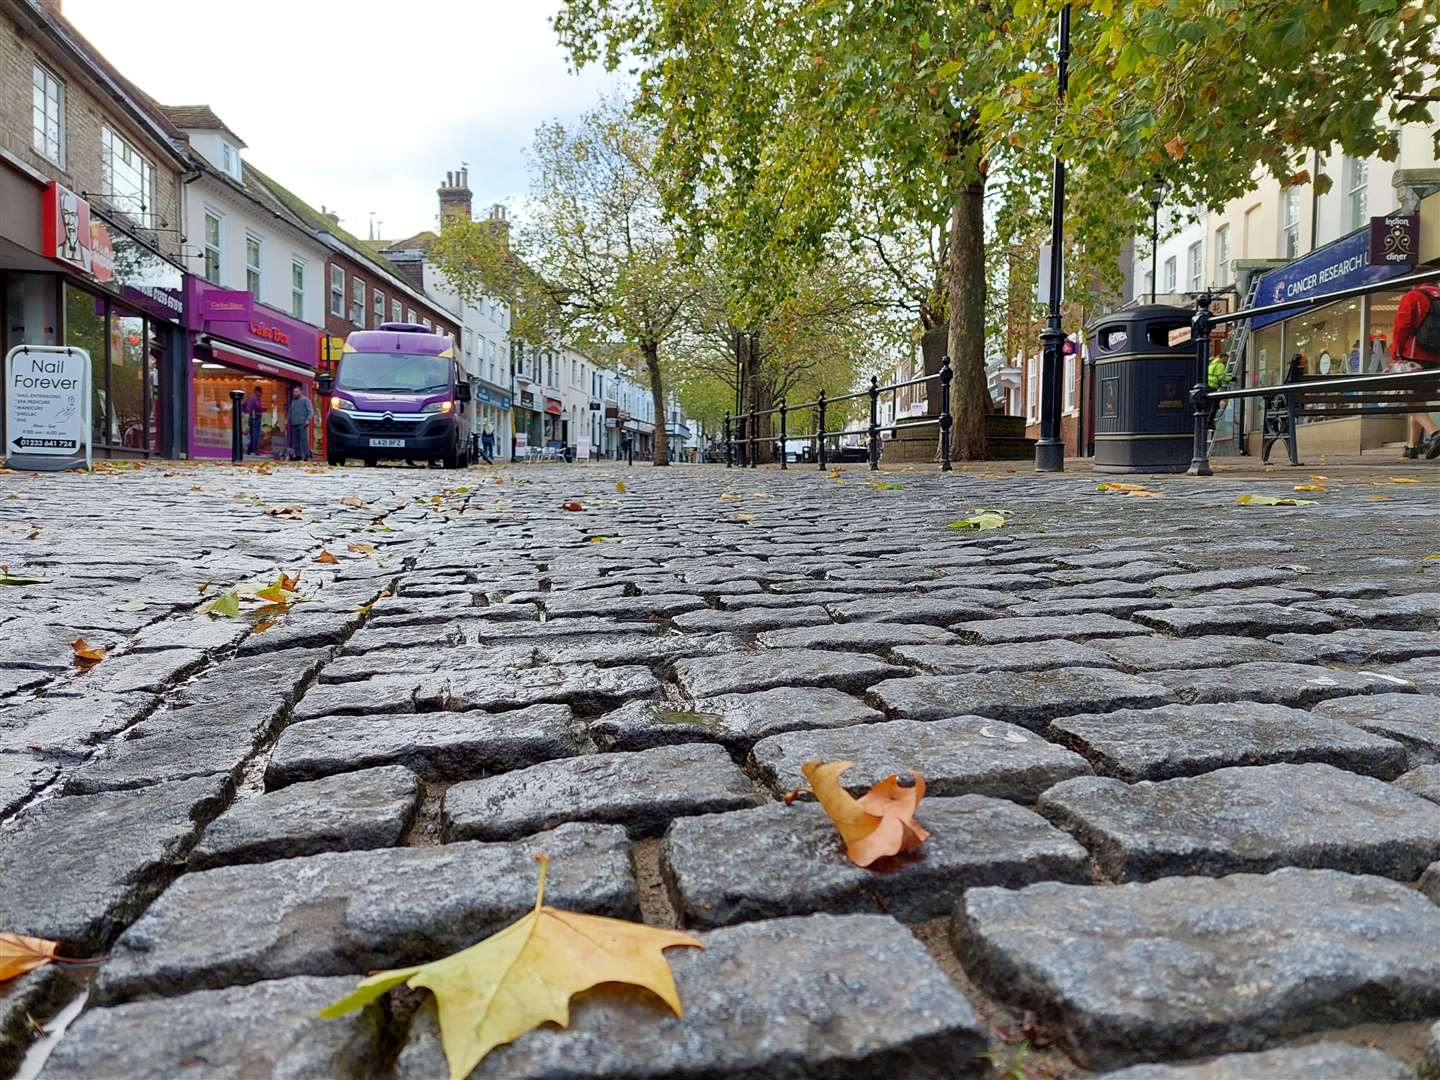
430,96,697,465
554,1,1012,459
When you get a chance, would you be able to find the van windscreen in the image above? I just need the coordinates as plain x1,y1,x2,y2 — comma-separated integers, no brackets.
336,353,449,393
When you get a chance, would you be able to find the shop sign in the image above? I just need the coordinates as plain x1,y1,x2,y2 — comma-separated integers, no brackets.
1253,226,1411,330
248,320,291,348
40,182,113,283
514,432,529,455
4,345,91,470
1369,214,1418,267
185,281,316,366
545,397,563,415
500,394,512,409
476,387,492,403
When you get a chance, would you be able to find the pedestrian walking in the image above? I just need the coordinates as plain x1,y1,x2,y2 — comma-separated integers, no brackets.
287,386,314,461
1390,280,1440,459
243,385,265,454
480,422,495,464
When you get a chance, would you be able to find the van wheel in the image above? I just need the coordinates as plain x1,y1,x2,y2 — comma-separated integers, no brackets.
363,457,377,467
442,440,462,469
327,453,344,467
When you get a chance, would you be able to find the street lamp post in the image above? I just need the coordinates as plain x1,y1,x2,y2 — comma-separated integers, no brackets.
1034,2,1071,473
1149,173,1165,303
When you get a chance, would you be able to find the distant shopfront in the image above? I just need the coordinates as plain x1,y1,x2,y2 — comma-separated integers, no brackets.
183,279,320,458
1,180,185,458
1244,219,1421,453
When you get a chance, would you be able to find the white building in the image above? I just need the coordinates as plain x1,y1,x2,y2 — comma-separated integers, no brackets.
1129,203,1209,305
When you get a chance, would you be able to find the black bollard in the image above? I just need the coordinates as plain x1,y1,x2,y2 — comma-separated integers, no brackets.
779,402,788,471
229,389,245,463
939,357,953,472
724,414,732,468
868,375,880,471
816,391,828,471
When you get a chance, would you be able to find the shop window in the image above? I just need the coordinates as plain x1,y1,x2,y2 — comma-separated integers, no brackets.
65,285,107,445
245,236,262,298
1281,187,1301,259
109,309,147,449
373,288,384,329
4,274,59,351
1345,157,1369,231
1367,290,1403,372
1289,296,1363,381
1186,241,1202,292
350,277,365,324
291,260,305,319
329,266,345,317
391,299,402,323
101,125,154,227
203,212,222,283
32,63,64,165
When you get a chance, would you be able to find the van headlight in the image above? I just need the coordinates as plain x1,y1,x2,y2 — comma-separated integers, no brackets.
422,400,454,414
330,396,354,411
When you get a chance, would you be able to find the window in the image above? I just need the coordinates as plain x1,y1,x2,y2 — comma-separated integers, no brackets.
406,308,416,324
245,235,262,298
1345,157,1369,230
291,260,305,319
1186,241,1202,292
1281,187,1301,259
1163,256,1177,293
1215,224,1232,285
373,288,384,329
220,141,240,180
463,328,474,355
1065,356,1076,411
329,266,345,317
101,125,155,226
350,277,365,324
1026,361,1038,421
32,64,64,165
203,211,222,284
391,299,402,323
421,317,432,331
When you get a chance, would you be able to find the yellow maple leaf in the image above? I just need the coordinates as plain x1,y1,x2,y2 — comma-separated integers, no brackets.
801,760,929,868
0,934,59,983
320,855,701,1079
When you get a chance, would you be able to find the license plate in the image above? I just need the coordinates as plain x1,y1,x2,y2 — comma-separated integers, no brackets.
368,438,405,448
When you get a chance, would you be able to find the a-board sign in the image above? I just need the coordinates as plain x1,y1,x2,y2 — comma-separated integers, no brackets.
4,345,92,471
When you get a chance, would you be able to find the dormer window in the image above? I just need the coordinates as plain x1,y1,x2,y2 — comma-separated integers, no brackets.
220,141,241,180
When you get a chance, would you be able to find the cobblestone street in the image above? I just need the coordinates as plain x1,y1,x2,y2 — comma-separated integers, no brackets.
3,460,1440,1078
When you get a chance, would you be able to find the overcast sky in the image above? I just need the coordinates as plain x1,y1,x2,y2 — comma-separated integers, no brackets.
65,0,626,240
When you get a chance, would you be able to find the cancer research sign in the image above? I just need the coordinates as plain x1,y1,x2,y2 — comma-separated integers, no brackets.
1252,223,1414,331
4,345,92,471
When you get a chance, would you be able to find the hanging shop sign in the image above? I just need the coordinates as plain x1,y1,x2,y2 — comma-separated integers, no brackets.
1369,213,1419,267
4,345,91,470
41,182,113,283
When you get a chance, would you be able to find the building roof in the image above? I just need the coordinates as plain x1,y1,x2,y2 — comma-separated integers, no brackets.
159,105,247,148
382,231,439,254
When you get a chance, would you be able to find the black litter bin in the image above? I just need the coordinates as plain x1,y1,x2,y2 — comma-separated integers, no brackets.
1088,304,1197,473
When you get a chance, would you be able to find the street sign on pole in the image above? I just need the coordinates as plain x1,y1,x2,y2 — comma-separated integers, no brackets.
4,345,92,471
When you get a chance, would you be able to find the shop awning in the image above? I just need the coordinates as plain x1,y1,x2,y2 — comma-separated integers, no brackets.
199,335,316,381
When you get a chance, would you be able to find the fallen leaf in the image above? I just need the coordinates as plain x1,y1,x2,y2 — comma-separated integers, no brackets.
615,481,626,493
205,590,242,618
346,543,377,556
947,509,1010,530
265,505,304,520
0,572,50,586
252,620,278,633
0,935,59,983
279,570,302,592
25,527,40,540
320,855,701,1079
313,550,340,565
340,495,367,508
1095,482,1160,497
1235,494,1314,506
587,536,619,543
869,482,906,490
729,513,756,523
801,760,929,868
562,502,584,512
1370,494,1391,501
255,580,295,604
1293,484,1326,492
719,492,742,500
190,485,203,492
1309,475,1329,481
1390,477,1419,484
71,638,106,667
110,599,147,612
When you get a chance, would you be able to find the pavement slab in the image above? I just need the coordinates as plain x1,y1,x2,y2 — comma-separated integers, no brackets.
952,868,1440,1070
39,976,384,1080
673,648,905,697
1268,627,1440,663
1101,1042,1415,1079
1149,661,1415,707
757,621,957,652
949,613,1148,644
1397,764,1440,805
1096,634,1303,671
869,667,1172,728
394,913,990,1080
1046,701,1408,781
443,743,765,840
1039,762,1440,881
1313,693,1440,767
589,687,882,753
96,822,635,1004
891,640,1119,673
662,796,1089,928
750,715,1092,802
189,765,422,869
1133,603,1341,637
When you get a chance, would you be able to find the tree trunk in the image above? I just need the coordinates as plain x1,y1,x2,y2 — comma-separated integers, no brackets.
643,343,670,466
946,174,990,460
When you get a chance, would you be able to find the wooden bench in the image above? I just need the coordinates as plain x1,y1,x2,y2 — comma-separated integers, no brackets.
1260,369,1440,464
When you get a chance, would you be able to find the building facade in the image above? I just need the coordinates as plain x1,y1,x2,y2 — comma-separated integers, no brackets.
1,0,190,459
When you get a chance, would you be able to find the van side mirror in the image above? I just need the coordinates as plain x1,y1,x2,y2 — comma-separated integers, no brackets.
456,382,473,403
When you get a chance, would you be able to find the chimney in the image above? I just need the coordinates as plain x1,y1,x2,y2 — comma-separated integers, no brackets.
486,203,510,249
438,167,472,224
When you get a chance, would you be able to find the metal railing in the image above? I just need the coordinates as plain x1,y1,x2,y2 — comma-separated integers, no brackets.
724,358,954,471
1186,267,1440,475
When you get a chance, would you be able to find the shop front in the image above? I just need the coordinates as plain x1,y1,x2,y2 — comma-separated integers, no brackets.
543,395,565,447
474,384,512,449
513,388,543,457
1245,220,1418,455
183,279,320,458
2,181,185,458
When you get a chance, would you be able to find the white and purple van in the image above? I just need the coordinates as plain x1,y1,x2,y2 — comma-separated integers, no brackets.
325,323,474,468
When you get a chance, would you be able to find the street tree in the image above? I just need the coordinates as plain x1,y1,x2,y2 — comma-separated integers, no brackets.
430,96,698,465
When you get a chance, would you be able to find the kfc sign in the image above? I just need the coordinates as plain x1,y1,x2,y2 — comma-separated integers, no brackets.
41,182,113,283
